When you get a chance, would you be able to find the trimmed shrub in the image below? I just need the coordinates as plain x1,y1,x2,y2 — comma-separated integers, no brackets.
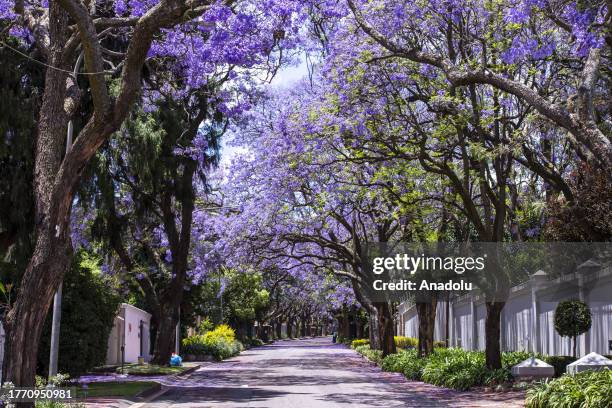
544,356,577,377
351,339,370,349
526,369,612,408
554,299,592,357
394,336,418,349
433,341,447,348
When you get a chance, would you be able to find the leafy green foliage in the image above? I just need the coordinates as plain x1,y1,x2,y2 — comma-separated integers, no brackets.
377,348,542,390
181,324,243,360
354,345,383,365
0,31,43,296
526,369,612,408
544,356,577,377
554,299,592,338
381,349,426,380
350,338,370,349
37,251,121,376
222,271,269,326
421,349,488,390
197,318,215,334
394,336,418,349
244,337,265,347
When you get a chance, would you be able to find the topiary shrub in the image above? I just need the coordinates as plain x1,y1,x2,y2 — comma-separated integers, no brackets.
554,299,592,357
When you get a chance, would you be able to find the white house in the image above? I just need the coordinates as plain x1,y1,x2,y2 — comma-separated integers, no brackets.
106,303,152,365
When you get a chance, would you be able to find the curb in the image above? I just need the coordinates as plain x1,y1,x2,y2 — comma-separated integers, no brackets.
134,382,162,399
125,364,202,408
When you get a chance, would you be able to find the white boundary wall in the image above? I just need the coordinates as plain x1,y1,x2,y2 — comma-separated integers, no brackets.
397,264,612,356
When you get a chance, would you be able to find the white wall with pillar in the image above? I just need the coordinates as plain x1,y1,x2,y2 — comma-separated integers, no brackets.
397,263,612,357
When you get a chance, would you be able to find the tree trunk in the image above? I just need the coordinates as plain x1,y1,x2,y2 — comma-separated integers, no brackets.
300,316,307,337
485,301,505,369
416,296,438,357
3,235,72,388
286,320,293,338
2,1,72,394
375,302,396,356
368,307,381,350
276,320,282,339
573,335,577,358
152,303,179,364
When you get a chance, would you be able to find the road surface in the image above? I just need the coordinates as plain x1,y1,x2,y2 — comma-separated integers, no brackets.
146,337,524,407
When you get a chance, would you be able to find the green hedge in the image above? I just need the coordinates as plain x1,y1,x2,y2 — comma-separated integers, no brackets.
37,252,121,376
544,356,576,377
376,348,534,391
352,337,445,350
526,369,612,408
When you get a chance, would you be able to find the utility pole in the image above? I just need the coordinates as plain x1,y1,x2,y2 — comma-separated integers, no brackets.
175,307,180,354
219,269,223,322
49,53,83,378
48,283,62,377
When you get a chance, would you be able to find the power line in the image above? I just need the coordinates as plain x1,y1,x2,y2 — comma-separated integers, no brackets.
0,39,109,76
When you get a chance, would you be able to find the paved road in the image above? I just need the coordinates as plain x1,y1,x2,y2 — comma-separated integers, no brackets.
146,337,524,407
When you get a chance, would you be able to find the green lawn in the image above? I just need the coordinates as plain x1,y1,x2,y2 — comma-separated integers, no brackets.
115,363,188,375
78,381,157,398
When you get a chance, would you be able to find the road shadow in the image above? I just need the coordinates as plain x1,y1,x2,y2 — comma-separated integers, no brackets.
150,386,305,407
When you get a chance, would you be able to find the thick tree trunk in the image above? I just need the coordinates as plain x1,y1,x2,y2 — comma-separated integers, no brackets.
300,316,307,337
152,303,179,364
341,313,350,339
368,307,381,349
416,296,438,357
2,2,72,394
375,302,396,356
485,301,505,369
3,235,72,388
151,159,196,363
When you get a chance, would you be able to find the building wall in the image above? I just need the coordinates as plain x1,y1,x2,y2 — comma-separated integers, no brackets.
397,265,612,357
106,303,152,365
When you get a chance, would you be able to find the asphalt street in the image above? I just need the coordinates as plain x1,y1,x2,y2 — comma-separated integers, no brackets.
144,337,524,407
